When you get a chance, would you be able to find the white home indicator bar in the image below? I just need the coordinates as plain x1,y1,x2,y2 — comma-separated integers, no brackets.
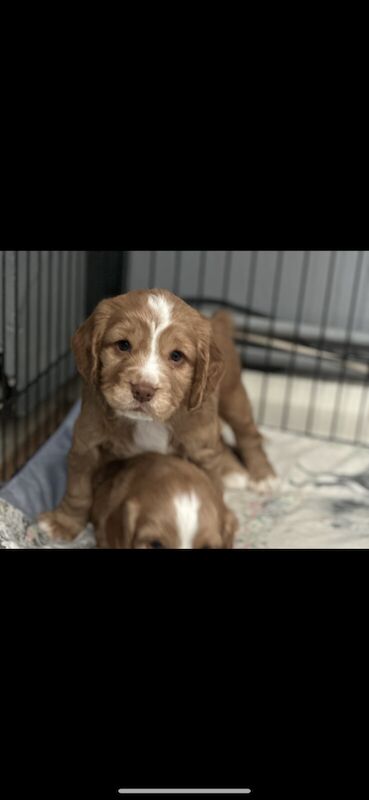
118,791,251,795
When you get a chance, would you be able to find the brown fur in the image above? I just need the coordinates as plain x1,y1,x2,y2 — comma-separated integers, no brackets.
37,289,274,540
91,453,238,549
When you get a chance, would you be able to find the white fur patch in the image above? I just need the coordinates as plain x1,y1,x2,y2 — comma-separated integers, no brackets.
121,410,154,421
141,294,172,384
222,471,249,489
249,475,280,494
132,419,172,455
173,491,200,549
37,519,54,537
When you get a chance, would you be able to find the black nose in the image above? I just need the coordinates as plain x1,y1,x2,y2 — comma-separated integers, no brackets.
131,383,156,403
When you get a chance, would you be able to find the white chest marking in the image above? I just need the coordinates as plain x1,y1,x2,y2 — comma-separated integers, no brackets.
141,294,172,385
132,419,172,455
173,492,200,549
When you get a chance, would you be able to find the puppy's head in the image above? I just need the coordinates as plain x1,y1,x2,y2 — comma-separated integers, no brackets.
72,289,224,421
97,455,238,549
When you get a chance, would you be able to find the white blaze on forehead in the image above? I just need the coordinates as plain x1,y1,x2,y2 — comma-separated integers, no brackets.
173,491,200,549
141,294,172,385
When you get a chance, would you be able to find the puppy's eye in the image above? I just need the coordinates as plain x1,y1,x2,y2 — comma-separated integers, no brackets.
170,350,184,363
117,340,131,352
150,540,165,549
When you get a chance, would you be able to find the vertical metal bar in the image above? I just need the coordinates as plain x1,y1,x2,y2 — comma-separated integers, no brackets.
173,251,182,295
75,250,85,384
68,250,76,384
1,251,6,481
237,251,259,419
281,251,311,430
35,251,42,450
148,251,157,289
353,255,369,444
258,251,284,424
13,250,19,473
354,363,369,444
60,250,66,415
329,251,364,439
54,250,63,429
121,251,131,294
222,251,232,302
64,250,73,409
197,251,206,299
305,251,337,435
76,250,82,328
25,251,31,460
239,251,258,365
79,249,86,320
46,250,53,438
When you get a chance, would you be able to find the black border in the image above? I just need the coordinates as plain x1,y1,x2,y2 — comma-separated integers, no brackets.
1,549,368,798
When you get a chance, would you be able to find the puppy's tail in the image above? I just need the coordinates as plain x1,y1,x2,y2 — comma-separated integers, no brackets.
211,309,235,338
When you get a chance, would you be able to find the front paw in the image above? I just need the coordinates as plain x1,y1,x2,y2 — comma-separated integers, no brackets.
248,467,280,494
36,511,85,542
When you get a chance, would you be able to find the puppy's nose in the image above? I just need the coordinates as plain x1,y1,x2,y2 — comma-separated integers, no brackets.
131,383,156,403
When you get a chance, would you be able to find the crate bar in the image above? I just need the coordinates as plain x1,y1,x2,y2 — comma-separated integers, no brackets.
62,250,73,412
222,251,232,304
258,251,284,424
239,250,258,371
280,251,311,430
54,251,64,429
35,251,42,449
148,251,157,289
1,251,6,479
305,251,337,435
197,251,207,299
24,251,32,459
46,250,53,439
329,251,364,439
13,250,19,472
173,250,182,295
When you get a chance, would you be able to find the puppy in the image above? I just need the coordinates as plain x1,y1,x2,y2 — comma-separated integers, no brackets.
91,453,238,549
37,289,275,540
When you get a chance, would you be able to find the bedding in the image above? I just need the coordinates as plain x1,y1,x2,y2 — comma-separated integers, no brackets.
1,398,369,549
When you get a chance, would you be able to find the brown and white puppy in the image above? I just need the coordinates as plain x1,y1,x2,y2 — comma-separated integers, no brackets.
37,289,275,540
91,453,238,549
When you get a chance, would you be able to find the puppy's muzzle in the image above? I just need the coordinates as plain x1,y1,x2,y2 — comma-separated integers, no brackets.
131,383,157,403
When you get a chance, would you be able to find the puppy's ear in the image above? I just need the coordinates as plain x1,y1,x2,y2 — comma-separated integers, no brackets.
71,299,112,385
72,314,97,384
101,498,140,548
221,507,238,549
189,332,224,412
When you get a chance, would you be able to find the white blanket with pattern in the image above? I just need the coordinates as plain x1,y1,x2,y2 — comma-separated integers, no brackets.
1,401,369,549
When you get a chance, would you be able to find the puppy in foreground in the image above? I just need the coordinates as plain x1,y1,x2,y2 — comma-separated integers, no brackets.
91,453,238,549
38,289,276,540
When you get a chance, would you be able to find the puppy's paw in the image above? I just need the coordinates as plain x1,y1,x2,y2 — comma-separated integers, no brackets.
248,475,281,494
222,470,249,490
36,511,85,542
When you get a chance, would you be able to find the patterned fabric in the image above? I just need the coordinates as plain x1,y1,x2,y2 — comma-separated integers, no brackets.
1,427,369,549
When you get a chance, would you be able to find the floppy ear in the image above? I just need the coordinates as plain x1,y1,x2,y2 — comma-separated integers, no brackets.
99,498,140,548
71,299,112,385
72,314,98,384
221,507,238,550
189,334,224,411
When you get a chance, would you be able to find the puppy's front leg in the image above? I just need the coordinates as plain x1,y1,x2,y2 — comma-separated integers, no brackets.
37,443,100,541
